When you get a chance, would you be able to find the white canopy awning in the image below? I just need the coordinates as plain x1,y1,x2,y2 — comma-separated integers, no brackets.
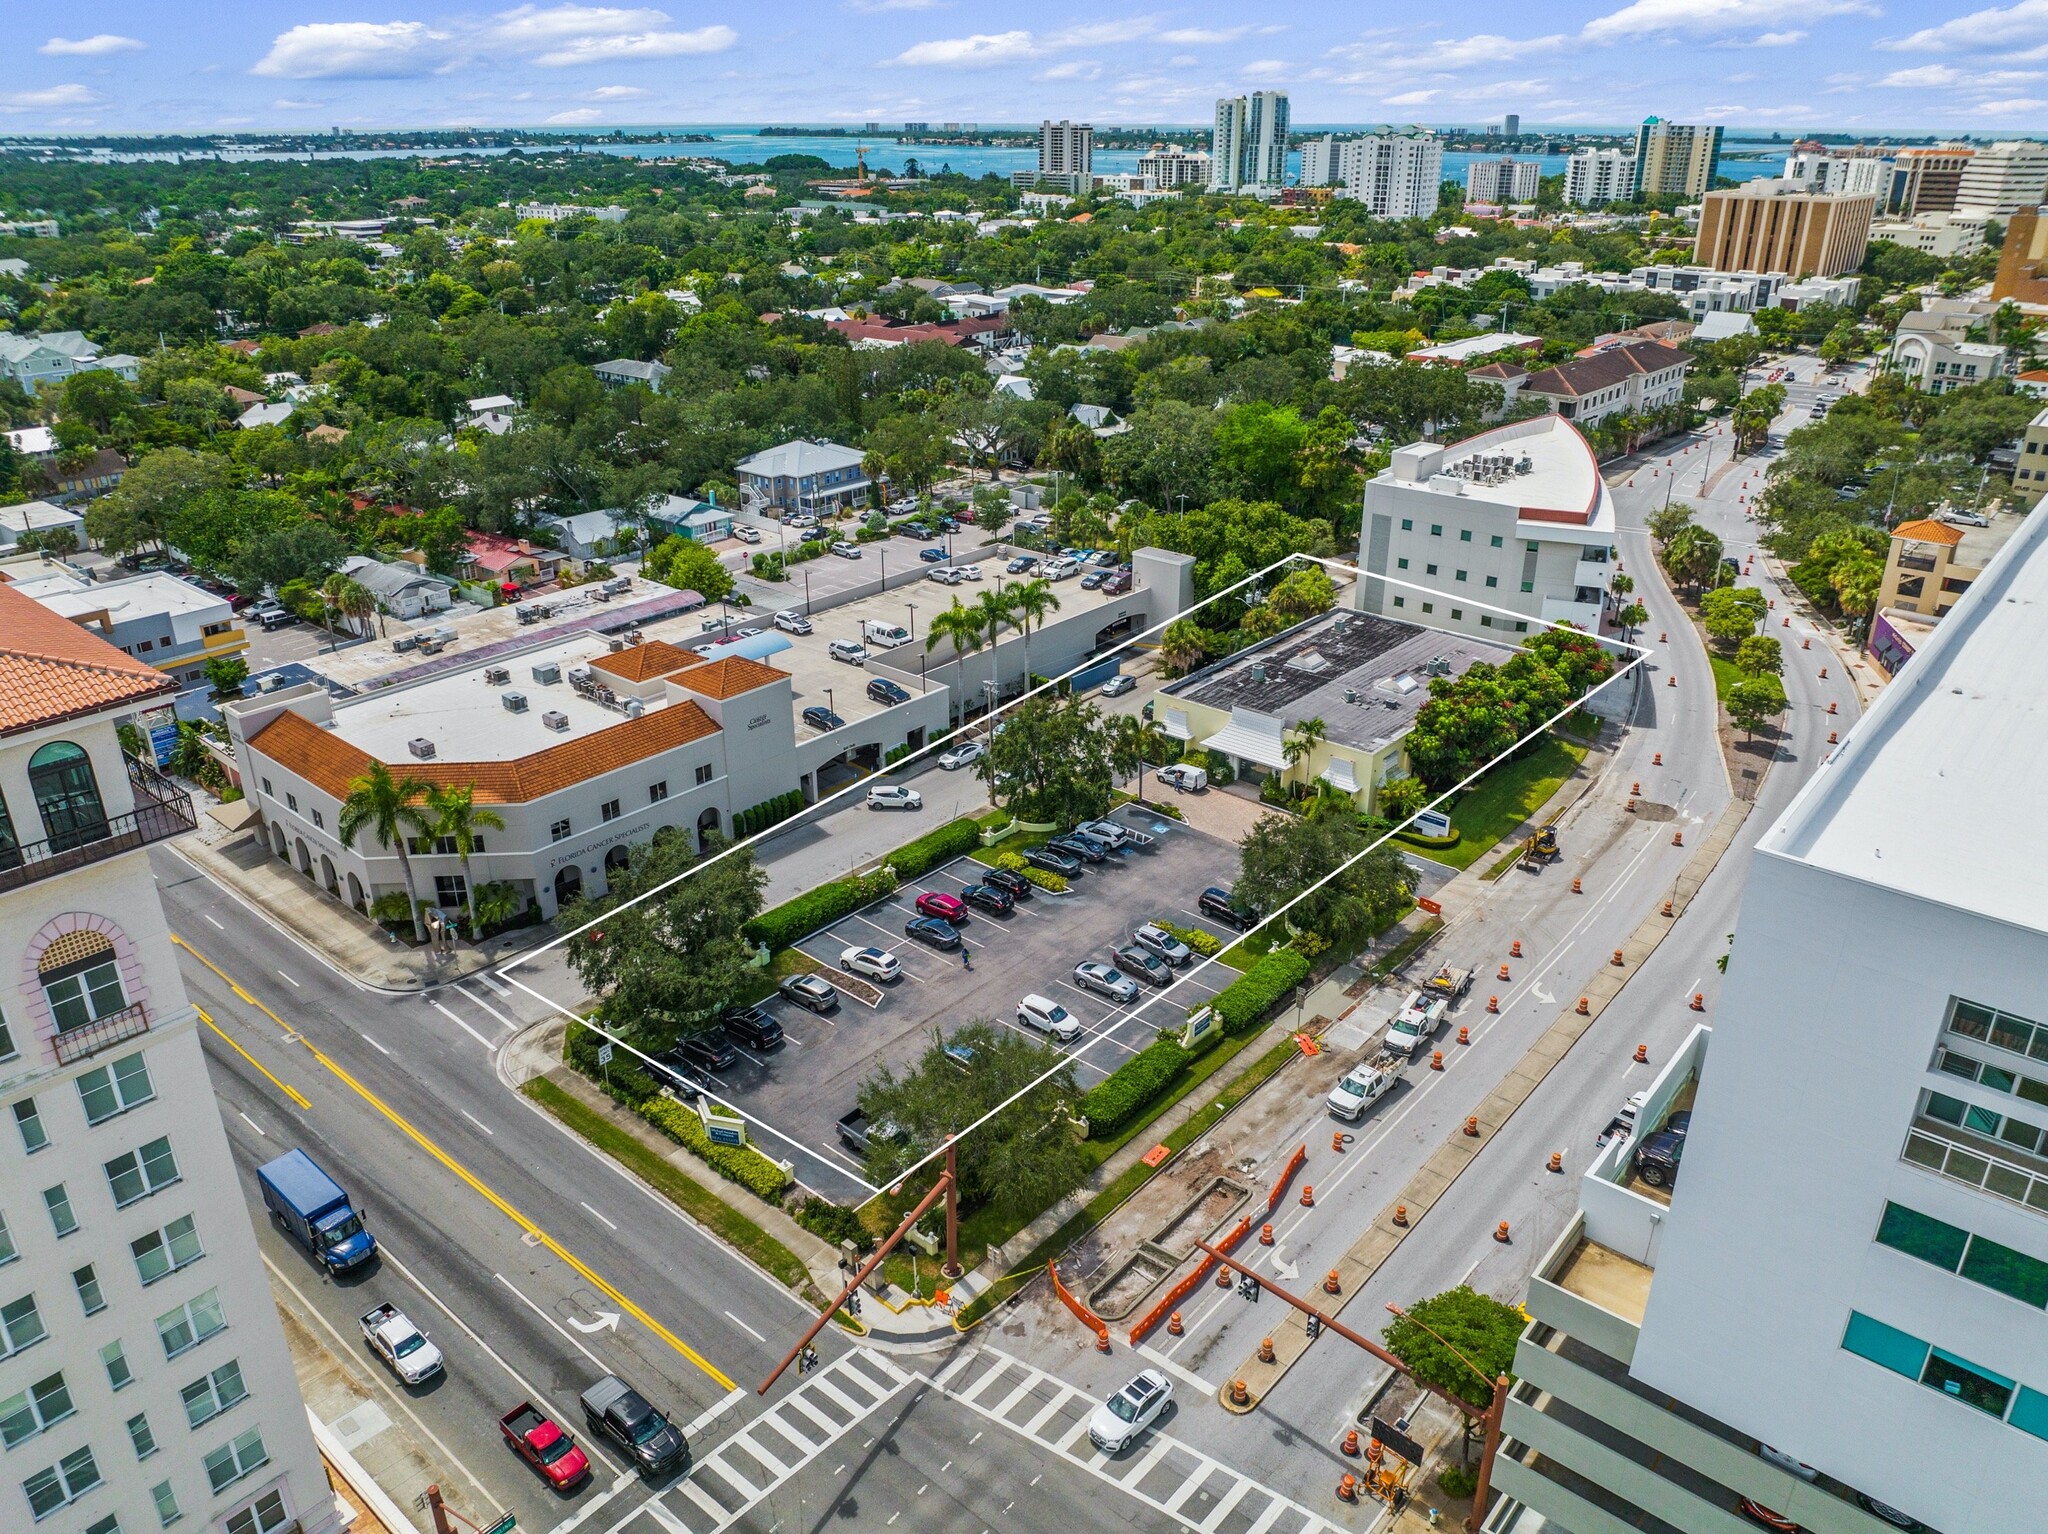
1203,722,1289,770
1320,757,1360,793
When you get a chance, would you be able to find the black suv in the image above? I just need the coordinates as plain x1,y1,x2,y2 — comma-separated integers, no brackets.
1632,1111,1692,1189
675,1031,737,1072
648,1050,709,1097
866,677,911,706
802,705,845,731
722,1005,784,1051
960,882,1014,914
1198,886,1256,930
983,866,1031,900
903,915,961,950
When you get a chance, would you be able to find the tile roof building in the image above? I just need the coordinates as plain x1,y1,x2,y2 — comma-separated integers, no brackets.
1515,340,1690,430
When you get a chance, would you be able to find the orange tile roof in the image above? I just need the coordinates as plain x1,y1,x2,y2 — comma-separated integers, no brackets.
589,640,695,682
247,698,722,804
0,581,176,736
669,656,788,700
1891,518,1965,547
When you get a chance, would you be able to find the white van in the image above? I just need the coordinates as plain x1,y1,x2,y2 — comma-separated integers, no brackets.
863,620,912,650
1017,994,1082,1043
1156,763,1209,792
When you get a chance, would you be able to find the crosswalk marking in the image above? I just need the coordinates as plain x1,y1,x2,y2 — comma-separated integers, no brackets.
730,1432,789,1480
1201,1477,1255,1532
1118,1436,1175,1489
990,1377,1038,1418
636,1499,692,1534
701,1457,761,1501
787,1393,841,1437
1054,1413,1095,1452
1163,1459,1217,1515
956,1354,1011,1405
1020,1387,1076,1436
754,1415,813,1457
676,1477,729,1526
809,1376,865,1417
1242,1498,1290,1534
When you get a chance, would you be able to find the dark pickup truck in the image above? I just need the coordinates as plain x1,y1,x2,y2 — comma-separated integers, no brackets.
580,1375,687,1474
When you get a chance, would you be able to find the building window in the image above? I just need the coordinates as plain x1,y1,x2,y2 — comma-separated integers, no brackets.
1514,622,1528,632
1392,596,1406,608
600,799,621,823
1421,602,1435,614
1841,1311,2016,1418
224,1491,292,1534
1396,558,1409,570
105,1139,180,1209
694,764,713,786
260,779,272,798
1429,524,1442,537
180,1359,248,1428
550,819,572,842
1424,563,1438,576
1947,996,2048,1063
1527,542,1540,552
1520,581,1535,593
1876,1201,2048,1308
311,810,323,830
78,1055,154,1124
0,1372,74,1447
100,1339,133,1390
40,1187,76,1239
1459,529,1472,542
72,1267,104,1317
22,1444,100,1519
1455,570,1468,582
1480,616,1494,627
203,1426,268,1494
0,1213,13,1268
41,943,127,1036
131,1214,202,1286
1399,518,1412,531
1451,609,1463,621
29,742,109,853
155,1290,226,1360
286,795,297,813
126,1412,156,1460
1,1295,46,1357
1490,535,1504,548
0,1011,14,1063
13,1100,48,1154
649,782,668,803
150,1481,180,1529
433,876,468,911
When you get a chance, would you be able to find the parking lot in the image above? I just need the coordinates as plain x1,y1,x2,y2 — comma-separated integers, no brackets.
731,523,1002,615
698,803,1250,1196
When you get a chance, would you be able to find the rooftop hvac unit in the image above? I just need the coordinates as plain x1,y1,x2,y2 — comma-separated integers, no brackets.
607,637,625,652
603,576,632,595
1425,655,1453,677
502,691,529,713
1344,688,1359,704
484,666,511,686
1249,662,1266,683
567,666,593,687
531,661,562,685
624,698,645,718
541,710,570,732
514,604,539,625
407,737,437,759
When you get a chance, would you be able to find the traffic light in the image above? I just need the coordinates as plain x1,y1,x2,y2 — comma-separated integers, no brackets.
1236,1274,1262,1302
849,1292,862,1317
796,1345,819,1376
1306,1314,1322,1341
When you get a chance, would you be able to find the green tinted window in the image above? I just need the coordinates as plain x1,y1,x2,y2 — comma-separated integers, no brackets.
1921,1348,2013,1417
1961,1235,2048,1309
1950,1000,1995,1041
1842,1311,1927,1378
2011,1386,2048,1442
1876,1203,1968,1271
1926,1092,1967,1126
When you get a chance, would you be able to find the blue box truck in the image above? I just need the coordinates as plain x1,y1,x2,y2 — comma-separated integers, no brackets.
257,1150,377,1271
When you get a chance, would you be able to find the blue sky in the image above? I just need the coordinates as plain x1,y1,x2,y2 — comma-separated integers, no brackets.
7,2,2048,134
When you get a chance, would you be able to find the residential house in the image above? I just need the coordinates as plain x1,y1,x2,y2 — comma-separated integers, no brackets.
592,358,670,393
0,498,86,550
460,532,568,594
235,402,294,430
5,424,55,460
51,448,129,499
540,510,653,566
735,439,870,515
1406,332,1544,367
643,495,730,543
463,394,519,434
1516,340,1690,431
1069,403,1127,437
1889,300,2011,392
0,329,106,393
336,555,453,622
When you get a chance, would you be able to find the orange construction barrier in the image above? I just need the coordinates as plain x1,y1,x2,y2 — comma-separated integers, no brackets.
1495,1221,1512,1243
1342,1430,1360,1457
1498,963,1511,981
1667,674,1676,687
1548,1151,1563,1173
1267,1143,1309,1211
1658,632,1667,643
1653,751,1663,765
1576,996,1591,1015
1509,939,1522,958
1337,1473,1358,1503
1691,992,1706,1011
1331,1131,1344,1152
1634,1043,1649,1063
1430,1050,1444,1071
1828,730,1838,744
1301,1184,1315,1208
1782,616,1790,626
1625,798,1636,812
1050,1261,1111,1342
1133,1212,1252,1344
1260,1222,1274,1245
1458,1025,1471,1044
1571,877,1583,893
1612,949,1625,967
1464,1115,1480,1137
1393,1203,1409,1226
1259,1336,1276,1363
1801,638,1810,649
1323,1269,1342,1295
1631,781,1641,796
1486,994,1499,1013
1828,701,1838,715
1097,1327,1111,1354
1231,1379,1250,1406
1661,899,1674,917
1366,1439,1385,1467
1672,830,1684,846
1168,1311,1183,1335
1217,1268,1233,1288
1819,666,1828,679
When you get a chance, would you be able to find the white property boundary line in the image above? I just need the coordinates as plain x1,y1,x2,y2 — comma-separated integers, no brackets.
497,550,1649,1207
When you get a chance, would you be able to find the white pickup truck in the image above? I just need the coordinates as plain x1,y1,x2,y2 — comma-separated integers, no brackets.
1326,1057,1396,1120
359,1302,444,1384
1383,990,1450,1059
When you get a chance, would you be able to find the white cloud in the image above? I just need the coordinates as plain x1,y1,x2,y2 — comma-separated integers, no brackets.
1242,59,1293,81
1583,0,1874,44
1036,59,1101,80
1878,63,2043,87
270,97,325,110
546,106,605,122
1335,32,1570,72
1382,88,1441,105
253,21,451,79
0,83,108,111
585,83,652,98
1976,95,2048,111
1157,26,1253,44
40,34,146,56
888,29,1035,66
533,26,736,65
1729,30,1807,46
1167,54,1198,66
1881,1,2048,53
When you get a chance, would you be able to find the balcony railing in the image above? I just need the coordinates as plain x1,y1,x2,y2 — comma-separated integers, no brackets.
1903,1122,2048,1216
52,1001,151,1064
0,759,197,895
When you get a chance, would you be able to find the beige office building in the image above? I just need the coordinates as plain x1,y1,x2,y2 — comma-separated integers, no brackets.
1891,146,1973,214
1631,119,1721,201
1694,180,1876,278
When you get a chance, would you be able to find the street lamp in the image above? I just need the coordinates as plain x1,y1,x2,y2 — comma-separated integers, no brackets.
824,686,835,722
906,599,918,640
803,568,813,615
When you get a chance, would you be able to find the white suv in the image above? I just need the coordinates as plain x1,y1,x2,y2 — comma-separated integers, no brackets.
1017,994,1082,1043
1088,1370,1172,1453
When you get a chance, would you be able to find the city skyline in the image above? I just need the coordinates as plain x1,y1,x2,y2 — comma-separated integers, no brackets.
6,3,2048,136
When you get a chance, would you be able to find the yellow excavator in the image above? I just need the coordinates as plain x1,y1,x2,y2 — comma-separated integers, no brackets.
1520,811,1563,868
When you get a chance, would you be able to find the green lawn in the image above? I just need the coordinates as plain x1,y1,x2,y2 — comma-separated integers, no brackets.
1708,654,1742,705
1419,736,1593,872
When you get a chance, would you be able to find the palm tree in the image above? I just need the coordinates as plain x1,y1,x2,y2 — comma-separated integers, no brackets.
925,598,987,721
1005,577,1060,690
1108,715,1174,806
337,761,436,943
972,587,1011,686
1281,716,1328,788
426,782,506,940
1159,617,1207,677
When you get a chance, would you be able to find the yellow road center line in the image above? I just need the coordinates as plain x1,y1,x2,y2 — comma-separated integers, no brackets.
173,935,735,1392
195,1007,312,1111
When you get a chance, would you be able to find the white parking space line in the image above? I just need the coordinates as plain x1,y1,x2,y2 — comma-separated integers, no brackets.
459,1108,495,1136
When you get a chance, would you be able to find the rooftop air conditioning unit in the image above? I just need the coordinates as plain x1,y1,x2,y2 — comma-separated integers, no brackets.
1249,662,1267,682
407,737,436,759
541,710,570,732
484,666,510,686
1344,688,1359,704
624,698,645,718
566,666,592,687
531,661,562,685
502,691,529,713
607,637,624,652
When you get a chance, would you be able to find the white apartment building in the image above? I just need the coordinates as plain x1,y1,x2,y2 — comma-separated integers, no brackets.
1632,117,1722,200
1564,148,1634,208
1495,506,2048,1534
1015,121,1095,192
11,573,248,695
1136,146,1211,188
1335,134,1444,220
1210,92,1288,191
0,584,338,1534
1298,135,1341,189
1954,139,2048,215
1356,415,1616,638
1785,149,1896,203
1466,157,1542,204
1870,211,1989,259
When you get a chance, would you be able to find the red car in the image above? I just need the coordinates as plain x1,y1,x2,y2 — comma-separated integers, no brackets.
914,891,966,922
500,1402,590,1490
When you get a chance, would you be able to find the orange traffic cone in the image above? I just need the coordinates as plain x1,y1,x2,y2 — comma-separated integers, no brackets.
1576,996,1591,1015
1691,992,1706,1012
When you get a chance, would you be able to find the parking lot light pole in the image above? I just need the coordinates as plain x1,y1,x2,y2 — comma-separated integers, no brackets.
906,600,918,640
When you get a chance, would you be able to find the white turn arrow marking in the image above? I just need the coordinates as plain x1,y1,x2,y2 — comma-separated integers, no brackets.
567,1311,621,1335
1268,1245,1299,1282
1531,983,1556,1006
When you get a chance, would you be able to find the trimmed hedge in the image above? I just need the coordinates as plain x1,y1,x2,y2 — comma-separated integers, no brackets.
993,850,1068,893
1080,1036,1194,1134
1162,921,1222,958
638,1095,793,1200
567,1021,659,1105
744,868,894,951
882,816,981,879
1210,949,1312,1034
736,789,804,839
1394,826,1461,850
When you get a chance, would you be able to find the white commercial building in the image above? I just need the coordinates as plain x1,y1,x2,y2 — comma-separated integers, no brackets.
1335,133,1444,220
1955,139,2048,215
1466,156,1541,204
1356,414,1617,639
1136,146,1211,188
11,572,248,694
1494,505,2048,1534
1785,149,1896,203
1014,121,1093,193
1517,338,1690,431
0,584,339,1534
1564,148,1634,208
1210,91,1288,192
1298,135,1342,189
1870,212,1989,259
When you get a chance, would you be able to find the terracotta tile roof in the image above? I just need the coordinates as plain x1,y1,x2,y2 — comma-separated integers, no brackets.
670,656,788,699
589,640,695,682
247,699,722,804
1892,518,1966,547
0,581,176,736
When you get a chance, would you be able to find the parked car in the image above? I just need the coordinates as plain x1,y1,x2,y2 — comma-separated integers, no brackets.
1156,763,1209,792
867,784,922,811
802,705,846,731
733,525,761,545
1042,556,1080,580
939,740,985,770
1198,886,1257,930
1112,944,1171,986
1080,570,1108,590
1023,845,1081,877
1132,923,1193,966
828,639,867,665
915,890,966,922
983,866,1032,901
675,1031,737,1073
919,546,947,563
774,610,813,635
1047,831,1108,864
830,540,862,559
252,601,299,631
1102,569,1132,595
779,973,840,1013
722,1004,783,1050
783,512,818,529
580,1375,687,1476
956,564,982,581
960,882,1014,914
1327,1062,1394,1121
903,915,961,950
1099,674,1137,698
648,1050,710,1097
1073,961,1139,1004
840,946,902,982
1017,993,1082,1042
1076,818,1147,851
1006,555,1038,575
1088,1369,1173,1453
500,1402,590,1489
1632,1110,1692,1189
927,566,964,586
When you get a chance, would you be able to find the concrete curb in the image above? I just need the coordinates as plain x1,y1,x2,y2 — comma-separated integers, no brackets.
309,1405,419,1534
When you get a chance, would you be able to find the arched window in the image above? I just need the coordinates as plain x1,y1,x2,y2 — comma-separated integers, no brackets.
29,742,108,853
